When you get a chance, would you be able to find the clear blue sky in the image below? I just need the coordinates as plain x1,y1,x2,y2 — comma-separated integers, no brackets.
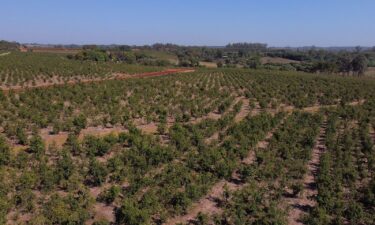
1,0,374,46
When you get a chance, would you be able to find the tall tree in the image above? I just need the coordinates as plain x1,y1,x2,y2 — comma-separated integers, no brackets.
337,55,353,75
352,54,368,76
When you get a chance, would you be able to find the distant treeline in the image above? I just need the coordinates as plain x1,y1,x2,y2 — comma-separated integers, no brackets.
68,47,171,66
4,39,375,76
0,40,19,51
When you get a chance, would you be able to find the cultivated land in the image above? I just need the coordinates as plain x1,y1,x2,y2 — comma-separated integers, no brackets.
0,52,375,225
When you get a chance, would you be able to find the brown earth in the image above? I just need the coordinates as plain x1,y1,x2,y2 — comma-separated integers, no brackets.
234,97,251,123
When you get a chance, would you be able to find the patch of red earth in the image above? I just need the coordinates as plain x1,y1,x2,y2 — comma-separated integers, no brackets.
286,120,327,225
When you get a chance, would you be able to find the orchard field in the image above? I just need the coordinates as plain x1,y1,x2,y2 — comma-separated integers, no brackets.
0,56,375,225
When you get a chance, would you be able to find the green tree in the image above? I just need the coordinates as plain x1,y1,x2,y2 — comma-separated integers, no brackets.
0,136,10,166
352,54,368,76
73,114,87,133
98,185,121,204
64,133,81,155
16,127,28,145
56,150,75,182
87,158,108,186
116,200,150,225
124,52,137,64
29,135,45,158
247,57,261,69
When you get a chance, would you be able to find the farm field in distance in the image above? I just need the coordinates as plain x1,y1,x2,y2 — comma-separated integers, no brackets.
0,46,374,225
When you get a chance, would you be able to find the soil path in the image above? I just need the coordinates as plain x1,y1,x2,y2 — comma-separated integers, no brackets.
0,68,195,92
286,119,327,225
164,118,284,225
234,97,250,123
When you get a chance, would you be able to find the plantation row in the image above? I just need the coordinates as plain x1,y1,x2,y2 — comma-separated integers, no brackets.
0,52,163,87
0,96,278,224
1,69,374,144
2,105,373,224
208,112,322,224
305,102,375,225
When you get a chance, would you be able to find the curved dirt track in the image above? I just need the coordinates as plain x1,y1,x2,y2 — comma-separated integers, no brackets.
0,68,195,93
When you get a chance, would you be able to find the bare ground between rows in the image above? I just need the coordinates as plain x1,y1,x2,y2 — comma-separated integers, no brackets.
164,118,285,225
23,100,366,151
285,119,327,225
